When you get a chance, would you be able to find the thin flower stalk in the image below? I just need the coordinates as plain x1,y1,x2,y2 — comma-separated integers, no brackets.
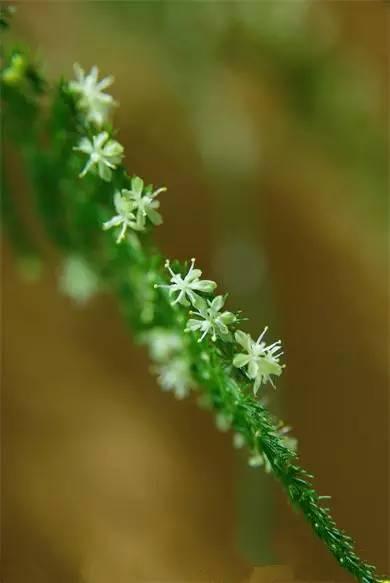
2,48,385,583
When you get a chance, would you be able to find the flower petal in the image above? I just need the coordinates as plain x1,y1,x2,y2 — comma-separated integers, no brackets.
146,207,163,226
233,354,250,368
76,137,93,154
98,163,112,182
131,176,144,194
186,319,202,332
253,374,262,395
96,75,114,91
220,311,235,325
216,321,228,336
191,294,208,313
94,131,108,148
247,359,259,379
187,268,202,282
235,330,251,351
192,280,217,293
113,191,123,213
104,140,124,157
211,295,224,312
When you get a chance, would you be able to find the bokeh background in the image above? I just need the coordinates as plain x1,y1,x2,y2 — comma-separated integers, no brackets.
2,1,389,582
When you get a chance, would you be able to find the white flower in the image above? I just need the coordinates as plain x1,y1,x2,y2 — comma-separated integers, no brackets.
75,131,123,182
156,258,217,307
279,425,298,452
185,295,235,342
59,255,99,305
121,176,165,231
143,329,183,362
102,190,137,243
233,327,284,394
233,432,246,449
156,357,194,400
69,64,116,126
215,412,232,432
248,452,272,472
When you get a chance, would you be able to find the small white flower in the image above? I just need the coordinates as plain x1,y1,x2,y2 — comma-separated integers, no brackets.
279,425,298,452
69,63,116,126
75,131,123,182
156,357,194,400
121,176,165,231
102,190,137,243
233,327,284,394
59,255,99,305
248,452,272,472
215,412,232,432
233,432,246,449
143,329,183,362
185,294,235,342
156,258,217,307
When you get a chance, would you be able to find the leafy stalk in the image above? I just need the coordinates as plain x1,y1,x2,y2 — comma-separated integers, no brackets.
1,47,386,583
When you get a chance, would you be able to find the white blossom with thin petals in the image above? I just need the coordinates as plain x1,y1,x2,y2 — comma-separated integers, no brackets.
75,131,123,182
233,327,284,394
102,190,137,243
143,328,183,362
185,294,235,342
156,357,194,400
69,63,116,126
121,176,165,231
156,258,217,307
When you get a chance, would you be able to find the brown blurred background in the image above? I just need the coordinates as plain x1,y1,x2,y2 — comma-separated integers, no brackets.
2,2,389,582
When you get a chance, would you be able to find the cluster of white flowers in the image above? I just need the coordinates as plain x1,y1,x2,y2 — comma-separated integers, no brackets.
70,64,284,397
69,64,124,181
69,62,294,478
155,258,284,395
70,68,166,239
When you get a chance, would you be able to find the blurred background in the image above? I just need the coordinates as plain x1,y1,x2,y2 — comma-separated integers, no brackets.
2,1,389,582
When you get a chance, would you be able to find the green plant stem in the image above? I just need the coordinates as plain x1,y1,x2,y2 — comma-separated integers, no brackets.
1,55,386,583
